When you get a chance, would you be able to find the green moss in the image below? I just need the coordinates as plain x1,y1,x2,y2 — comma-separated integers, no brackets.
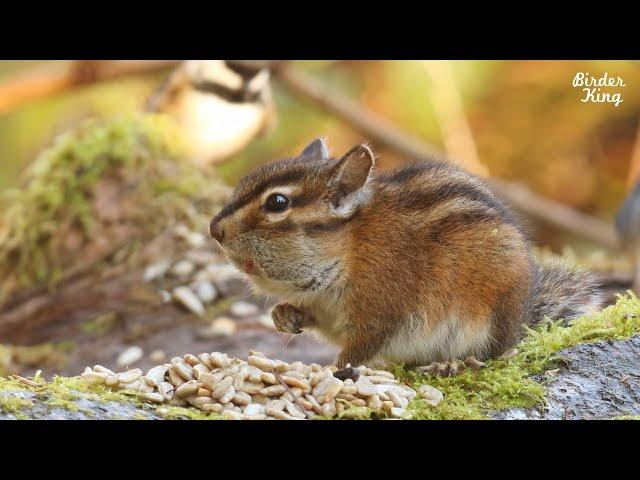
337,405,374,420
0,342,71,377
44,376,163,417
45,376,221,419
0,369,219,419
401,292,640,420
0,114,228,300
0,394,34,418
48,375,139,404
0,377,36,418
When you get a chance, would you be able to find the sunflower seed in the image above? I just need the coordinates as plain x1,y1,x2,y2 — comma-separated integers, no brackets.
172,359,193,381
218,386,236,404
195,281,218,304
144,261,170,282
140,392,164,403
260,385,287,397
93,365,115,376
82,371,108,384
248,355,278,372
209,352,231,368
233,391,252,406
184,354,200,366
175,380,200,398
117,346,144,367
171,260,195,278
202,403,223,413
145,365,168,386
172,286,205,316
211,377,234,400
118,368,142,384
188,396,215,409
355,376,376,397
418,384,444,407
391,407,406,418
313,376,343,403
265,399,286,417
230,301,259,317
192,363,210,380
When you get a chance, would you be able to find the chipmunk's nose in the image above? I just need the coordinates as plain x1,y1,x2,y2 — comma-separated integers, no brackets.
209,219,224,243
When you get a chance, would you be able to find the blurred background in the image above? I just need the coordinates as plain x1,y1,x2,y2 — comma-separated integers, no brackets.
0,60,637,379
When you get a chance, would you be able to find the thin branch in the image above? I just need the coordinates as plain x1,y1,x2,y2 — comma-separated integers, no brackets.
489,178,619,248
9,374,39,388
273,64,620,250
0,60,180,114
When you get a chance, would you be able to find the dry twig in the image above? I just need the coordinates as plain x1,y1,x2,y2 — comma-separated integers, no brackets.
9,374,39,388
0,60,179,114
273,369,312,419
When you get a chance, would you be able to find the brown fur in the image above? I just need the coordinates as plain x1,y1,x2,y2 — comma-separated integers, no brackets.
210,139,603,368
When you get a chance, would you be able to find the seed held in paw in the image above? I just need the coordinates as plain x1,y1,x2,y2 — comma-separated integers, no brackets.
417,384,444,407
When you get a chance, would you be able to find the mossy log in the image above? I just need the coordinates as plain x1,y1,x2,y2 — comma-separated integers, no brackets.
494,336,640,419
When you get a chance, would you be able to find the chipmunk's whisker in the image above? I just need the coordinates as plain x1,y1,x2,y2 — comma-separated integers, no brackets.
283,334,296,349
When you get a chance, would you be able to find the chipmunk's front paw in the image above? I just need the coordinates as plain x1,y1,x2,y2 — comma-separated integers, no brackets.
416,357,486,377
271,303,305,334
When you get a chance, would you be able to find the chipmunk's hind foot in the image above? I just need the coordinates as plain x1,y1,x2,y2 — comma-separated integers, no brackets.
416,356,487,377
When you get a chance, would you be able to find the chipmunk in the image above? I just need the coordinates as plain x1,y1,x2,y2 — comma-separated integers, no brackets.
209,139,603,374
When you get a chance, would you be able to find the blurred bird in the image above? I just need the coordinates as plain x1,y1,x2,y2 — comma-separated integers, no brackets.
616,181,640,292
146,60,277,167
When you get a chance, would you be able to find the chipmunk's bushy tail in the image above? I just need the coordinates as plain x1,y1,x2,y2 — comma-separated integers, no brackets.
529,258,604,324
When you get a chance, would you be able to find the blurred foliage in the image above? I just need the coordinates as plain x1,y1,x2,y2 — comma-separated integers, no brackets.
471,60,640,219
0,342,70,377
0,60,638,259
0,113,227,299
0,66,161,192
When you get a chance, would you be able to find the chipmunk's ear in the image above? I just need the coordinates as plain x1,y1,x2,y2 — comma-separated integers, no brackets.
327,144,375,210
300,138,329,161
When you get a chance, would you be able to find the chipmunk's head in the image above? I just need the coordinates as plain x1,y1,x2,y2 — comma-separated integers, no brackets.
209,138,374,296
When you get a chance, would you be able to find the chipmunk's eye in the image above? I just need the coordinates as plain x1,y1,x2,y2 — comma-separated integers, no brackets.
265,193,290,213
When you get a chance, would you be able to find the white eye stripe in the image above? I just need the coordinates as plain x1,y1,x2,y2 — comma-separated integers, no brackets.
264,211,290,222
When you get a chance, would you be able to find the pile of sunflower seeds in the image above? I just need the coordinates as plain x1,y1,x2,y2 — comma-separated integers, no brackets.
81,350,425,419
